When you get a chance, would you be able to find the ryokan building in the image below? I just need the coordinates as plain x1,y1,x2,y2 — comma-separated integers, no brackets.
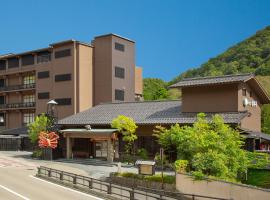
58,73,270,162
0,34,143,132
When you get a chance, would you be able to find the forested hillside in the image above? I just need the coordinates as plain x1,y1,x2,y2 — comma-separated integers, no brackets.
143,26,270,134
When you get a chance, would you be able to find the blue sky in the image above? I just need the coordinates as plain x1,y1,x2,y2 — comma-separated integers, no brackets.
0,0,270,81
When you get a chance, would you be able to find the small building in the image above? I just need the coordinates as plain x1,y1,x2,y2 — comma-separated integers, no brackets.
58,73,270,161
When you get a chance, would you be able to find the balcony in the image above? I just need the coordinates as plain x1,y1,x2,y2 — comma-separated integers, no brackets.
0,83,35,93
0,102,35,110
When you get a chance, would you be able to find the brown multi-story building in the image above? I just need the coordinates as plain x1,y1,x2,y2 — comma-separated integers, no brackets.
0,34,143,131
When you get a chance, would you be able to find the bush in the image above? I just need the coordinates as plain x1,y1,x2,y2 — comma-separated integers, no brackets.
32,149,42,159
137,148,148,160
174,160,188,173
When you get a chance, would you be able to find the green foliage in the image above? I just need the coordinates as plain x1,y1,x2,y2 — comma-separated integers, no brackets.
262,104,270,134
154,113,260,181
244,169,270,189
169,26,270,85
27,113,51,144
143,78,169,100
137,148,149,160
116,172,175,184
32,149,42,158
111,115,138,154
174,160,188,173
246,152,270,169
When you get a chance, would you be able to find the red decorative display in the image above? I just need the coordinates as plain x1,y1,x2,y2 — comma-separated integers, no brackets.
38,131,59,149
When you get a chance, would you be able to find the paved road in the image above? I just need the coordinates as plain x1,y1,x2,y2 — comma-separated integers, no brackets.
0,156,103,200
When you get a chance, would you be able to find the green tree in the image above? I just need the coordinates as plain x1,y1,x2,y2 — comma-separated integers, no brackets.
154,113,269,182
111,115,138,154
28,113,51,143
262,105,270,134
143,78,168,100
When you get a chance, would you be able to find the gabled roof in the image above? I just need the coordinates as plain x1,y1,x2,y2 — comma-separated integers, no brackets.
170,73,270,104
170,73,254,88
58,100,248,126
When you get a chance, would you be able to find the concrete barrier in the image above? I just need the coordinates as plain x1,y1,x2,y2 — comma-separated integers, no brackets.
176,173,270,200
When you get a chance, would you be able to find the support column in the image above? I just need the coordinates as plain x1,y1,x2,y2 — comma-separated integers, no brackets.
107,139,114,163
66,136,72,159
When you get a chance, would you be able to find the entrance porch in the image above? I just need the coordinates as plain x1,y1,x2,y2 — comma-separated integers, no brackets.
60,128,118,162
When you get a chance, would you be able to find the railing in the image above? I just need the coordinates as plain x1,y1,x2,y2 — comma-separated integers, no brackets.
37,166,233,200
0,102,35,109
0,83,35,92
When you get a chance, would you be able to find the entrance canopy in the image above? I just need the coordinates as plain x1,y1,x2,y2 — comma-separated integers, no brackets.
60,128,118,139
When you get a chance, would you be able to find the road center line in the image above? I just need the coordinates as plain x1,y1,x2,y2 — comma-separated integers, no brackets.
29,175,104,200
0,184,30,200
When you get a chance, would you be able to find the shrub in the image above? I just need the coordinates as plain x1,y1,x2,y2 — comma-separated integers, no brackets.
32,149,42,158
137,148,148,160
174,160,188,173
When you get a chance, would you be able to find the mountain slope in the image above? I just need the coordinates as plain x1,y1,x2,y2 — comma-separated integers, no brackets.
170,26,270,85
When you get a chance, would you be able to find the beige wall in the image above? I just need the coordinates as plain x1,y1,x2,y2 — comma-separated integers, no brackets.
176,173,270,200
135,67,143,95
182,84,239,113
76,44,93,112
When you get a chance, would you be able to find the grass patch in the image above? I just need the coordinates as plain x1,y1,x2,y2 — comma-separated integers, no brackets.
244,169,270,189
115,172,175,184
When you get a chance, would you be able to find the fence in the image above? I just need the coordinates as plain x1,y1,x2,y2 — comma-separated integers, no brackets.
37,166,232,200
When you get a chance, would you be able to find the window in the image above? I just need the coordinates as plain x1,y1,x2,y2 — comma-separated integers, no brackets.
115,42,125,52
23,95,35,103
55,98,72,105
242,89,247,96
55,49,71,59
0,79,5,87
23,113,35,125
115,66,125,79
38,92,50,99
38,71,50,79
55,74,71,82
21,54,34,66
0,60,6,70
37,51,51,63
8,57,19,68
0,96,5,105
0,113,5,126
23,75,35,85
115,89,124,101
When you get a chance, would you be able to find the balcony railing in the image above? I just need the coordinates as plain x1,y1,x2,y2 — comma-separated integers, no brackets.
0,83,35,92
0,102,35,110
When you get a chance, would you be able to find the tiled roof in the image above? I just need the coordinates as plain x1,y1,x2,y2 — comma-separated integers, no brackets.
240,128,270,141
0,127,28,136
170,73,254,88
58,100,248,126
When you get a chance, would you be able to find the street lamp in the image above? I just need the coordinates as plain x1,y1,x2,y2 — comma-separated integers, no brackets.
47,100,58,131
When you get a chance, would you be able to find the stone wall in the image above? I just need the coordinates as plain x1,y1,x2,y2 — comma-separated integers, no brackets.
176,173,270,200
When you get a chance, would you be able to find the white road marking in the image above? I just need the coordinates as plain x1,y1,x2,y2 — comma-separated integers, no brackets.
0,184,31,200
29,175,104,200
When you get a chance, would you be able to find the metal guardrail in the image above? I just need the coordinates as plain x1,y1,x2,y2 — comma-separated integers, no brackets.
0,102,35,109
37,166,233,200
0,83,35,92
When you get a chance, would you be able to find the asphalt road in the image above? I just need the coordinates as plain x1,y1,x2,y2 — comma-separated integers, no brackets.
0,156,103,200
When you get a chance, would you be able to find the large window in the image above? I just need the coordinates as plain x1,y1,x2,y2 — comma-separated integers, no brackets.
115,89,125,101
0,60,6,70
38,92,50,99
21,54,34,66
115,42,125,52
55,74,71,82
23,95,35,103
8,58,19,68
55,49,71,59
23,75,35,85
37,51,51,64
115,66,125,79
55,98,72,105
23,113,35,125
38,71,50,79
0,96,5,105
